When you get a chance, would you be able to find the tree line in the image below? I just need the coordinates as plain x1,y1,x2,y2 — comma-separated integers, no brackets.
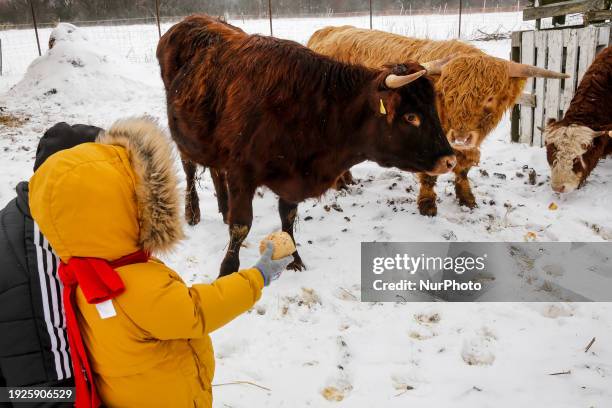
0,0,523,25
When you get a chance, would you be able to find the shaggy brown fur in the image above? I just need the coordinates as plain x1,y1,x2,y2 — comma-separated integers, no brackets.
97,117,184,253
157,15,455,277
308,26,527,215
545,46,612,193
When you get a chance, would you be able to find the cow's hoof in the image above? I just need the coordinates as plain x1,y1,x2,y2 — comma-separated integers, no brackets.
335,181,350,191
458,196,477,209
333,171,356,190
418,198,438,217
287,261,306,271
287,253,306,271
186,209,201,226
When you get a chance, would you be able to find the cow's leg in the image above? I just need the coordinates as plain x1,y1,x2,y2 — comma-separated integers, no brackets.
454,165,477,209
333,170,356,190
278,198,305,271
181,156,201,226
210,168,229,224
219,175,256,278
417,173,438,217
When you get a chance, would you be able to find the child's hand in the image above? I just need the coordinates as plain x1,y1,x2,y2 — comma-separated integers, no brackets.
253,242,292,286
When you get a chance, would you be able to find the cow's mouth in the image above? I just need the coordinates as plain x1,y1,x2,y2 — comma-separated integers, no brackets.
551,167,582,193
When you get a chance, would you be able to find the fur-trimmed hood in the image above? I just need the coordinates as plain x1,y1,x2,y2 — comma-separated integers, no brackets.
30,117,183,262
97,117,184,253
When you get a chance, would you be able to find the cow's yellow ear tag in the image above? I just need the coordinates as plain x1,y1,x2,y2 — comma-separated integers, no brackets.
379,98,387,115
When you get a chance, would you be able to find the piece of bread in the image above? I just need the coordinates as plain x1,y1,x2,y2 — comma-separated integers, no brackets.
259,231,296,259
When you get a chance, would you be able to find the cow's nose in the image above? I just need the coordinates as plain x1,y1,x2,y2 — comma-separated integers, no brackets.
448,129,478,150
552,184,565,193
427,154,457,175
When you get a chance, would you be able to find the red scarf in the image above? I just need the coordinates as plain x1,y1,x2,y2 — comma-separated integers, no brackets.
58,251,149,408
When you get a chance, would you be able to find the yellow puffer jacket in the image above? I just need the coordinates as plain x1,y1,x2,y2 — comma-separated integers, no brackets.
29,118,264,408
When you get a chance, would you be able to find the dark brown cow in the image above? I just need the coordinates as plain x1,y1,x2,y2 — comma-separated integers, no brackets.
545,45,612,193
157,15,456,277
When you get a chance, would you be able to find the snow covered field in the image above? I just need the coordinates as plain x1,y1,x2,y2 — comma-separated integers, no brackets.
1,15,611,407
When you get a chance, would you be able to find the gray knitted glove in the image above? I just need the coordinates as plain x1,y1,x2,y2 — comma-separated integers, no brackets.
254,241,293,286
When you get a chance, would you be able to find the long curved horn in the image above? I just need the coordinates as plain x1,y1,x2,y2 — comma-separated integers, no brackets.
506,60,569,78
385,69,427,89
421,53,458,75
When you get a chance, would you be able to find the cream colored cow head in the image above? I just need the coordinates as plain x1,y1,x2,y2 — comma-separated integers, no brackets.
545,121,612,193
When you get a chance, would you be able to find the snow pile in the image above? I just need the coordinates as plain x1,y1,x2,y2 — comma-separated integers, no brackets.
2,23,157,112
48,22,89,45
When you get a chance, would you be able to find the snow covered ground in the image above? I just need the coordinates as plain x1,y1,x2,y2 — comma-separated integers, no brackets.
1,16,611,408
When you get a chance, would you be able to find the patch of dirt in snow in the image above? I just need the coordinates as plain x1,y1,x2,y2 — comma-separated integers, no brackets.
539,303,575,319
320,336,354,402
461,327,498,366
0,109,28,128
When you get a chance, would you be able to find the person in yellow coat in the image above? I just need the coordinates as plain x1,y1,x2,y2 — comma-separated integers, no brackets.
29,117,291,408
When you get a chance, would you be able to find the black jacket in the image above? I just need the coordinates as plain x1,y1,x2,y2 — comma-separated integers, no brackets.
0,122,101,391
0,182,72,387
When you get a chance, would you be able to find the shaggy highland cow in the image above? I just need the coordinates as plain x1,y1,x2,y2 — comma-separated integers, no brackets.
308,26,568,216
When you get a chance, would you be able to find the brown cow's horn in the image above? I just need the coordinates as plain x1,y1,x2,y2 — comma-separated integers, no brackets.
507,61,569,79
385,70,427,89
421,54,457,75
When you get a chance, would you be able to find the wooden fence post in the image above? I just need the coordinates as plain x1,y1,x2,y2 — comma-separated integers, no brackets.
268,0,273,36
458,0,463,38
155,0,162,38
0,38,3,76
29,0,41,56
510,31,522,142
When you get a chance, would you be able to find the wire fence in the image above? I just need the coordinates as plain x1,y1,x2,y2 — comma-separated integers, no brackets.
0,1,531,78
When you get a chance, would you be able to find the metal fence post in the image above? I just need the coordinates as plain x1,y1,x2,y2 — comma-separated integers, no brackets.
155,0,162,38
0,38,3,76
268,0,273,36
29,0,42,56
369,0,373,29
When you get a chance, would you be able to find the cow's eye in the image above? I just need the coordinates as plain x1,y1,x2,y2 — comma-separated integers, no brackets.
403,113,420,127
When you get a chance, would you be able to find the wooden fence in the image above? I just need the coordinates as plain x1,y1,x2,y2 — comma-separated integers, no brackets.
511,24,611,145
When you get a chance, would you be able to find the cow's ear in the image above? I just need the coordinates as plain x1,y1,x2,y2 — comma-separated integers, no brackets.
547,118,557,126
377,91,401,125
